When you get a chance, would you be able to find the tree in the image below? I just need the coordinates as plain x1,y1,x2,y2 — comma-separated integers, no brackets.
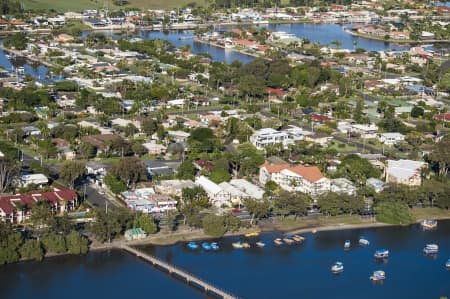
202,214,227,237
30,200,56,239
66,231,88,255
273,191,309,219
244,198,270,224
430,135,450,176
60,161,86,189
104,174,127,194
209,168,231,184
133,214,158,234
0,222,22,264
224,214,241,232
375,184,419,207
374,201,415,225
20,239,44,261
182,187,209,208
317,192,364,216
110,157,146,188
177,160,196,180
42,233,66,254
0,158,19,193
337,154,381,183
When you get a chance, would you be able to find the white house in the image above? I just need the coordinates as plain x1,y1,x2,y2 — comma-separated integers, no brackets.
229,179,265,200
155,179,196,197
377,132,405,145
195,176,231,207
385,159,427,186
218,182,249,205
259,162,330,196
350,124,378,139
366,177,385,193
330,178,357,195
142,142,167,155
18,174,48,188
168,130,190,143
250,128,293,150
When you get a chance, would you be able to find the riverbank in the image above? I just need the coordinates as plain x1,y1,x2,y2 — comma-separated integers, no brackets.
0,45,54,67
345,29,450,44
193,37,259,58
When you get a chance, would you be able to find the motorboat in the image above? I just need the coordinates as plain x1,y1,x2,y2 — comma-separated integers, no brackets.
232,241,244,249
202,242,212,251
344,240,351,249
187,241,198,250
17,67,25,74
293,235,305,242
331,262,344,274
421,219,437,230
359,236,370,246
374,249,389,259
256,241,265,248
283,236,295,245
242,242,251,248
274,238,283,245
423,244,439,255
370,270,386,281
245,232,259,237
446,259,450,269
211,242,219,251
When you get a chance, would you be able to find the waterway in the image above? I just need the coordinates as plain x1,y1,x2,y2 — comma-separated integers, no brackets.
1,220,449,299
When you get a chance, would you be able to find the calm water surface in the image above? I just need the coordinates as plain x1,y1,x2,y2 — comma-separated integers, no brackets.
1,221,449,299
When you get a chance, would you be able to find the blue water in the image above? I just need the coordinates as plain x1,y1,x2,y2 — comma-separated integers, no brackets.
2,221,449,299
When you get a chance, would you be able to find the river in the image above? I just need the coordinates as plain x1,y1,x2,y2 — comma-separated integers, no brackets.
1,220,449,299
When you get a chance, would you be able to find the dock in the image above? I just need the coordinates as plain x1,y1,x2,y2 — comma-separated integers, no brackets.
121,245,238,299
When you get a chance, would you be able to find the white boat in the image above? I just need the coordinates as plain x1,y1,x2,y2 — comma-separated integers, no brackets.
374,249,389,259
421,219,437,230
359,236,370,246
446,259,450,269
283,237,295,245
344,240,351,249
17,67,25,74
232,241,243,249
253,19,269,25
256,241,265,248
273,238,283,245
331,261,344,274
370,270,386,281
423,244,439,255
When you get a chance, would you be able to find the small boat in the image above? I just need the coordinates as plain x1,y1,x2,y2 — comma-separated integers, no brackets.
202,242,212,251
274,238,283,245
370,270,386,281
245,232,260,237
344,240,351,249
211,242,219,251
374,249,389,259
283,237,295,245
232,241,244,249
331,261,344,274
421,219,437,230
423,244,439,255
293,235,305,242
242,242,251,248
187,241,198,250
359,236,370,246
17,67,24,74
256,241,265,248
446,259,450,269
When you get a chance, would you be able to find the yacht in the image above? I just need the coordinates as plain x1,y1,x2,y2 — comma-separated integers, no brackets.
293,235,305,242
374,249,389,259
446,259,450,269
421,219,437,230
274,238,283,245
370,270,386,281
359,236,370,246
423,244,439,255
331,262,344,274
256,241,265,248
344,240,351,249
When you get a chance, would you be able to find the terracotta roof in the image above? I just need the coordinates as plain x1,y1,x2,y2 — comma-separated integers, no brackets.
288,165,324,183
435,113,450,122
260,162,291,173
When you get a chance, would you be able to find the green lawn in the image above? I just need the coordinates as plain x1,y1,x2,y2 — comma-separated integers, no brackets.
22,0,206,12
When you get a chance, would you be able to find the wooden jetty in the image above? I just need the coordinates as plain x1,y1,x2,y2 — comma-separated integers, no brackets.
122,245,238,299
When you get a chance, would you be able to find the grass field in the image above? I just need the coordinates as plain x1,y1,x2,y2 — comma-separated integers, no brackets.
22,0,207,12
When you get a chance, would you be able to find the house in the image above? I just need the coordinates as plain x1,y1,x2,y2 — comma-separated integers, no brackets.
304,132,334,146
250,128,293,150
229,179,265,200
142,142,167,155
18,173,49,188
435,113,450,123
259,161,330,196
350,124,378,139
154,179,196,197
330,178,357,195
80,134,124,153
193,160,214,172
366,177,385,193
86,161,110,177
144,160,176,178
195,176,231,207
168,130,190,143
218,181,249,205
0,188,78,223
121,188,177,216
385,159,428,186
377,133,405,145
22,126,41,136
125,228,147,241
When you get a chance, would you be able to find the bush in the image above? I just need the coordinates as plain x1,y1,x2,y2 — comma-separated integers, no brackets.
66,231,88,255
20,239,44,261
202,214,227,237
42,234,66,254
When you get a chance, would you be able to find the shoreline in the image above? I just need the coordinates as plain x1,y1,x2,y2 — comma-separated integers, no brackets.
345,29,450,44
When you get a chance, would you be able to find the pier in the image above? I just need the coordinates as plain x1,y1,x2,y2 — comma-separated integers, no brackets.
121,245,238,299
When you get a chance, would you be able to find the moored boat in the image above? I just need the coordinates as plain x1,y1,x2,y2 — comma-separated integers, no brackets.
421,219,437,230
344,240,351,249
245,232,260,237
242,242,251,248
331,262,344,274
274,238,283,245
283,236,295,244
256,241,265,248
232,241,244,249
359,236,370,246
374,249,389,259
293,235,305,242
211,242,219,251
370,270,386,281
187,241,198,250
202,242,212,251
423,244,439,255
446,259,450,269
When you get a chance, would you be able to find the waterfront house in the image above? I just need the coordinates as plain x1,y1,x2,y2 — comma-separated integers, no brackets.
259,161,330,196
0,188,78,223
195,176,231,207
229,179,265,200
385,159,428,186
330,178,357,195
